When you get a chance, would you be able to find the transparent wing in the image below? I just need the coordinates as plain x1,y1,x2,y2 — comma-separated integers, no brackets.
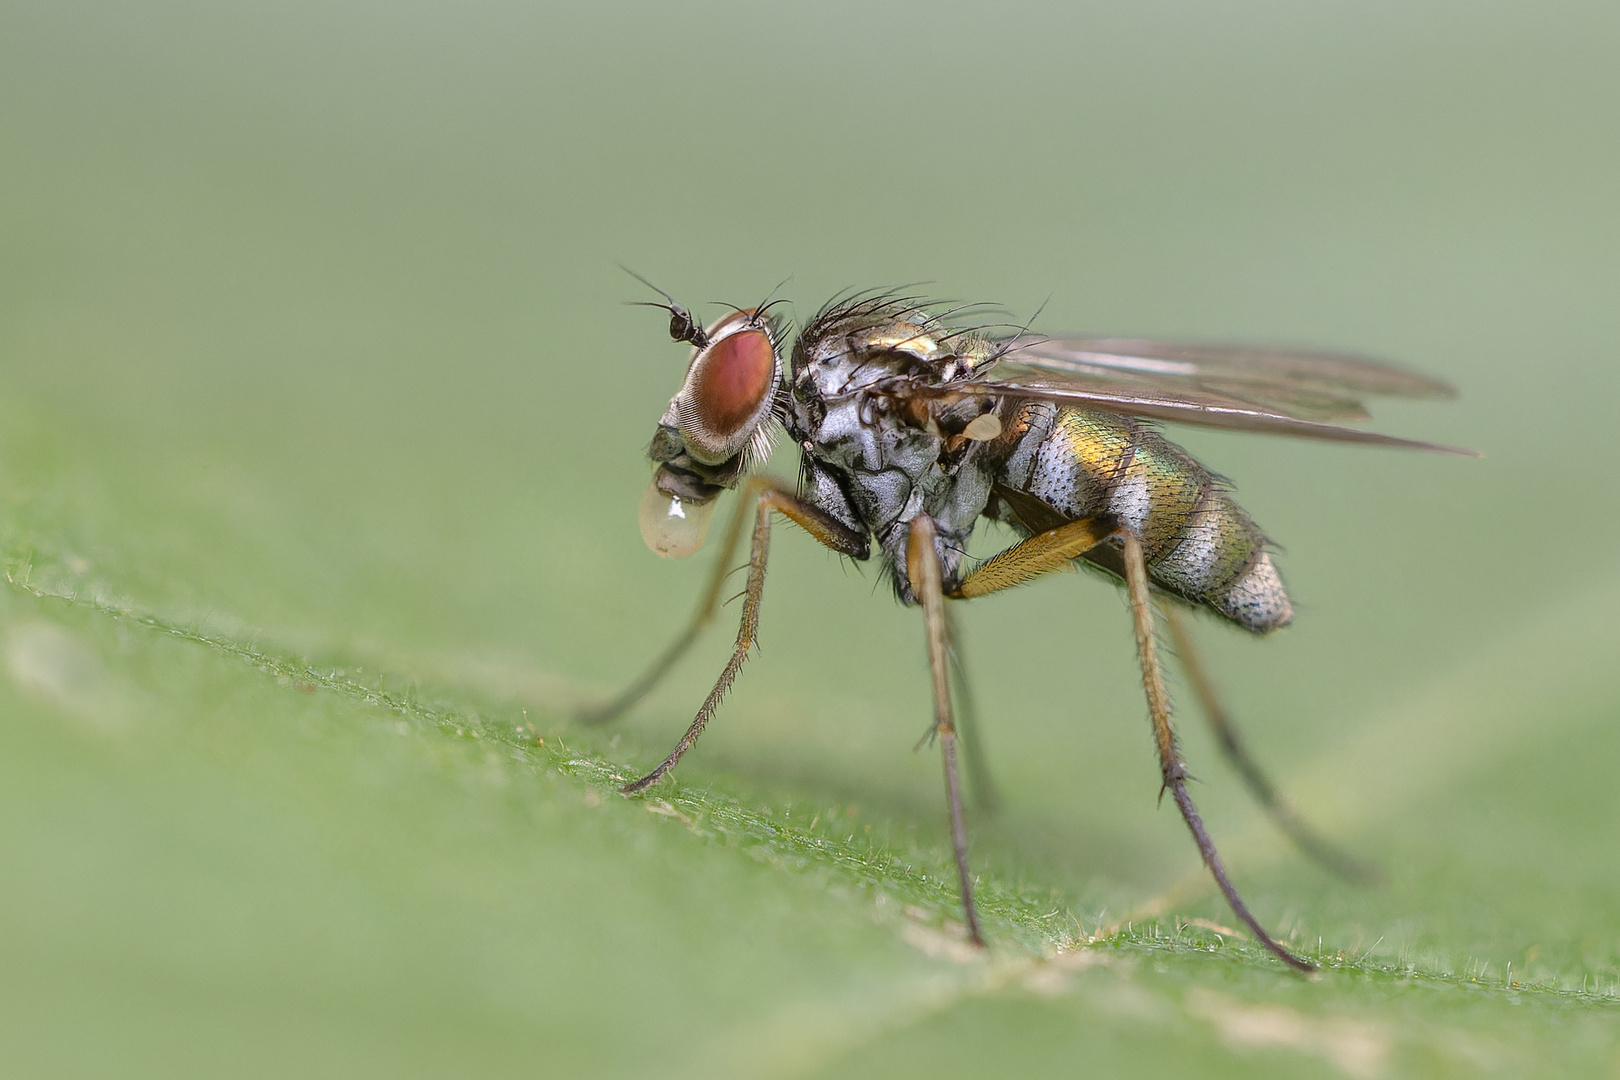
923,335,1477,454
993,336,1457,420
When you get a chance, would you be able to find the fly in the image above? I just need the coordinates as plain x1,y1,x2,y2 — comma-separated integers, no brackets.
584,280,1476,972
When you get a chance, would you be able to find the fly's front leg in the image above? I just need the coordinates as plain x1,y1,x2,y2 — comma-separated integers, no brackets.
577,486,760,726
1121,531,1314,972
1163,606,1382,885
907,515,985,947
621,480,869,794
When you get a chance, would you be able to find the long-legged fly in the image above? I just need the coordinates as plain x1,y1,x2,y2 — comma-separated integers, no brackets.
584,277,1474,971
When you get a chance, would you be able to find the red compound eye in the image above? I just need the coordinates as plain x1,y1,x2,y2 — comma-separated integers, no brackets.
691,328,774,436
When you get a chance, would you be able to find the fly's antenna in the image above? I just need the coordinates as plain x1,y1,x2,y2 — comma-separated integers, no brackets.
619,263,709,348
618,263,682,308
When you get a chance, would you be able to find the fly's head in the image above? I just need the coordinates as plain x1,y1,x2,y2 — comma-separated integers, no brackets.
635,292,785,558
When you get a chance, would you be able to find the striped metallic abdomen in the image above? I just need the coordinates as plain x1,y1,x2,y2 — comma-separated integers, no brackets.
994,401,1292,633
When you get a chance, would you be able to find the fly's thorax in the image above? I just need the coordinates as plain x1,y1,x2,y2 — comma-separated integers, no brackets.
782,294,1009,603
787,304,953,529
796,391,1000,607
787,294,998,442
639,308,785,558
996,401,1292,633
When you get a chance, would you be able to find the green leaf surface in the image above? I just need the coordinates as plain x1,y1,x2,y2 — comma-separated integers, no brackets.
3,2,1618,1076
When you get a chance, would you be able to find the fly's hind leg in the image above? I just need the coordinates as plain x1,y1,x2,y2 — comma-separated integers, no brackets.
620,479,869,794
951,515,1117,599
1163,606,1382,885
940,513,1317,966
1122,532,1314,972
907,514,985,947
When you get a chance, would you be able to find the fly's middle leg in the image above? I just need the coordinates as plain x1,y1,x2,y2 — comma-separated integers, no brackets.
944,607,999,813
907,514,985,947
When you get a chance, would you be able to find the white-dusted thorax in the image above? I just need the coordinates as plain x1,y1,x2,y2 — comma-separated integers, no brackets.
789,293,1001,411
786,293,1007,601
662,309,784,468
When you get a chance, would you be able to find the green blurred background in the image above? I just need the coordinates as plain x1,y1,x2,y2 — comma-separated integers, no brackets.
2,0,1617,1076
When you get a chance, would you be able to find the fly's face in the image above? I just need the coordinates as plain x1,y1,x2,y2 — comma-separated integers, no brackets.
639,306,783,559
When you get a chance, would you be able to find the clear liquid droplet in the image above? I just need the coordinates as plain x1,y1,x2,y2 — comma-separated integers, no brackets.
638,479,715,558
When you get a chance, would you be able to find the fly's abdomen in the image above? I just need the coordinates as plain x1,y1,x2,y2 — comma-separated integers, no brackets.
997,402,1292,633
